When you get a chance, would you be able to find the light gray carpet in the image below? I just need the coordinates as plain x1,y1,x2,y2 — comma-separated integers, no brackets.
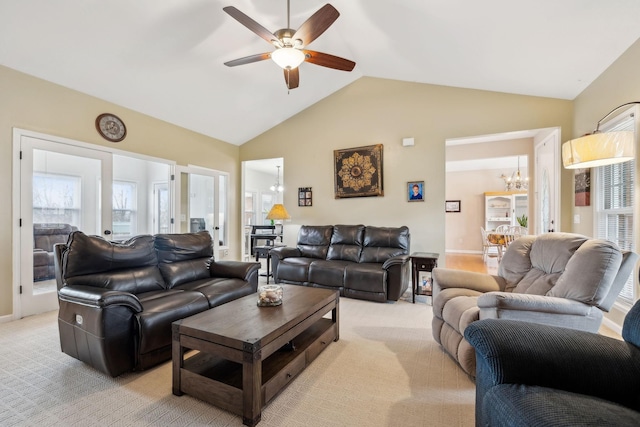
0,292,475,426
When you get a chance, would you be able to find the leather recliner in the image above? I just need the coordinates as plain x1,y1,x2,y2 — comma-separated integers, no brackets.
33,223,77,281
55,230,260,376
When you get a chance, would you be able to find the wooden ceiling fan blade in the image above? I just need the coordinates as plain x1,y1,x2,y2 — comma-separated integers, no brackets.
303,50,355,71
284,67,300,89
292,4,339,47
223,6,281,46
224,52,271,67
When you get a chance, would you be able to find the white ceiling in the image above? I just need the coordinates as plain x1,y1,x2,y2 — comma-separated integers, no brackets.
2,1,640,146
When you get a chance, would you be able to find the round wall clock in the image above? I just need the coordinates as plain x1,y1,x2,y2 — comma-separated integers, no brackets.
95,113,127,142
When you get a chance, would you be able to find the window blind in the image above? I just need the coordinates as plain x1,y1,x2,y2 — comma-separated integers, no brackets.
595,112,636,305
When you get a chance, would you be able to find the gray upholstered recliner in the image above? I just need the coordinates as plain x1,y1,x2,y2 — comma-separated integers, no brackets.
432,232,638,377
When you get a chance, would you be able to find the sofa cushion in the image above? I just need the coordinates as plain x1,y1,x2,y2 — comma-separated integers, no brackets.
360,226,409,263
176,277,255,308
155,231,213,288
136,289,209,355
64,232,157,276
309,260,351,288
155,231,213,262
296,225,333,259
63,232,164,294
513,233,587,295
344,263,386,293
327,224,364,262
483,384,640,427
549,239,622,308
277,257,315,283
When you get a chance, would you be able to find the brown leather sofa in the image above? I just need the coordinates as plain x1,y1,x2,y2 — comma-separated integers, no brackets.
33,223,77,281
271,225,410,302
54,230,260,377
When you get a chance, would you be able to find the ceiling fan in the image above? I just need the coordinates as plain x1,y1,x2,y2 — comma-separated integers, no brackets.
223,1,356,90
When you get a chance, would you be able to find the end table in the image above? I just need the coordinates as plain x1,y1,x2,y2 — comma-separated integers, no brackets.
410,252,439,303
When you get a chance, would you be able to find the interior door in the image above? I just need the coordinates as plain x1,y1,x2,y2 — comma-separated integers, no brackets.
18,135,112,317
535,132,560,233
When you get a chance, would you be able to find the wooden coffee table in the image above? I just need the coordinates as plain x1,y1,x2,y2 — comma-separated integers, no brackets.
172,285,340,426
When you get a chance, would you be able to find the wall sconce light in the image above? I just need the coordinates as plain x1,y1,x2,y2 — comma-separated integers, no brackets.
562,102,639,169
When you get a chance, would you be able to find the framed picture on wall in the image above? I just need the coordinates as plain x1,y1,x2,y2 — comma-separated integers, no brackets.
298,187,312,206
445,200,461,213
574,168,590,206
407,181,424,202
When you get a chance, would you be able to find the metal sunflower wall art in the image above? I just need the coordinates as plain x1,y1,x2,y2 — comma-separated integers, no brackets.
334,144,384,198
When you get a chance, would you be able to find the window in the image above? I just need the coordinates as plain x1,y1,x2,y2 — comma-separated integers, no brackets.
595,110,636,305
112,180,137,239
32,172,81,226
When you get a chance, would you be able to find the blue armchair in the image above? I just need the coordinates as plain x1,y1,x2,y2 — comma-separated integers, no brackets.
465,299,640,426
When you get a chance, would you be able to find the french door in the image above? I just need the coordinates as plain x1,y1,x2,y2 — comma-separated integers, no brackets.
17,133,113,317
174,166,228,260
14,129,173,318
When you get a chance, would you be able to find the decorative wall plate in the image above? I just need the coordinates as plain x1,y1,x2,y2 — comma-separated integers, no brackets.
95,113,127,142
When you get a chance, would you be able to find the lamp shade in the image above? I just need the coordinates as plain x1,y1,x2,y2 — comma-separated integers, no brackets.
266,204,291,220
562,131,635,169
271,48,305,69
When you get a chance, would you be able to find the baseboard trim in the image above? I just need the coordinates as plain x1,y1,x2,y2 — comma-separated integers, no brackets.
601,316,622,336
445,250,483,254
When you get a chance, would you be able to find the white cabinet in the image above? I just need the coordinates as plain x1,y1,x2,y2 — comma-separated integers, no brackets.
485,192,528,231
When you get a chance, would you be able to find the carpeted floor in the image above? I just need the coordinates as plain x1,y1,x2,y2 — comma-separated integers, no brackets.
0,291,475,426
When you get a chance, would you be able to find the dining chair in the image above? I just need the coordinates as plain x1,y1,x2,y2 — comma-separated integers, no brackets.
481,227,503,262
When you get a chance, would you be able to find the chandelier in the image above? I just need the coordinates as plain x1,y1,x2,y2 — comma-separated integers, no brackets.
500,157,528,191
270,165,283,193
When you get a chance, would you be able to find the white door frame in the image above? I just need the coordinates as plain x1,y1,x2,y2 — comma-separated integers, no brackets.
534,129,561,234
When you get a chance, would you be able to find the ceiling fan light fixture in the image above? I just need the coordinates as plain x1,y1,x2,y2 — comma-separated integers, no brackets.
271,47,305,69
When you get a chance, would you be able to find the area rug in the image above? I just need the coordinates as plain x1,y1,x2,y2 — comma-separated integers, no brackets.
0,294,475,426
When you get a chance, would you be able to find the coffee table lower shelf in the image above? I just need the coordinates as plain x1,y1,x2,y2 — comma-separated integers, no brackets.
174,317,337,425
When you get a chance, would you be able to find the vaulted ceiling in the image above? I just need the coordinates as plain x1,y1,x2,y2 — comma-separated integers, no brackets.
2,0,640,145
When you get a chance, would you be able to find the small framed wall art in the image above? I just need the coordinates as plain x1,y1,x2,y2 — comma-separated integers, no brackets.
298,187,312,206
445,200,461,213
407,181,424,202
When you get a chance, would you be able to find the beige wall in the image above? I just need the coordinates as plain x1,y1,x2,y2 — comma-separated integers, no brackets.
240,77,573,261
571,38,640,326
0,65,241,316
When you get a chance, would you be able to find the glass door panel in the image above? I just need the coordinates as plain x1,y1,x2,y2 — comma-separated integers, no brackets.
112,154,171,239
20,136,112,317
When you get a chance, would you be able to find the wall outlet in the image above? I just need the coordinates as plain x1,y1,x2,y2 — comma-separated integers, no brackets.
223,249,229,257
573,214,581,224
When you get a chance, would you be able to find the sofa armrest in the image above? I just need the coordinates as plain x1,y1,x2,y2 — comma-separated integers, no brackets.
269,246,301,260
478,292,596,318
432,268,505,295
382,254,410,269
465,319,640,407
209,260,260,281
58,285,143,312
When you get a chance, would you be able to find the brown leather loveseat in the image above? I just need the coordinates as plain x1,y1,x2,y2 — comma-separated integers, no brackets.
55,230,260,377
271,225,410,302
